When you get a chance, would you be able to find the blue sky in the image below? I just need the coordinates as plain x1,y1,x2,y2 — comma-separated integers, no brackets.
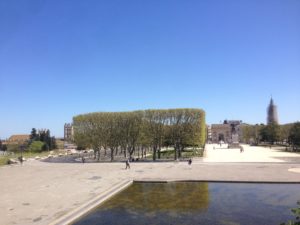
0,0,299,139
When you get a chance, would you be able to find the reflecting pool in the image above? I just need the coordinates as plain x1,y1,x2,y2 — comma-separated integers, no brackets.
73,182,300,225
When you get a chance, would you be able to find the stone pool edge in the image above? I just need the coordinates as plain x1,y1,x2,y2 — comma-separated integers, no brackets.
134,179,300,184
49,179,300,225
48,179,133,225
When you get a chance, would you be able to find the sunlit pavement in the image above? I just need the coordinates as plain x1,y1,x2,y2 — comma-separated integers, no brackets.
203,144,300,163
0,144,300,225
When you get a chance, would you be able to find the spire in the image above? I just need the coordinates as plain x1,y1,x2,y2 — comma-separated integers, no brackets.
267,97,279,125
270,95,274,106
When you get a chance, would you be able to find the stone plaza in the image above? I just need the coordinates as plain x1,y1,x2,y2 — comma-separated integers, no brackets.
0,144,300,225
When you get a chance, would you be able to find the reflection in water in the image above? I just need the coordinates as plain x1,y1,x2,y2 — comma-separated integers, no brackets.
104,182,209,212
73,182,300,225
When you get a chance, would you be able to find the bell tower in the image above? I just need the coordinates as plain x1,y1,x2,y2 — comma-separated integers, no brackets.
267,97,279,124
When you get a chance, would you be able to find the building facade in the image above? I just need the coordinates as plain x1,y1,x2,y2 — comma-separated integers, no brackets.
211,120,243,144
8,135,30,144
64,123,74,141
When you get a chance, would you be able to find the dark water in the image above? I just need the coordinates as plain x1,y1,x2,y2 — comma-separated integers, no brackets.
73,182,300,225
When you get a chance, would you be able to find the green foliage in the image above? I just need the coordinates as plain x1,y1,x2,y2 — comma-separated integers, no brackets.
289,122,300,150
281,201,300,225
0,156,11,166
28,141,46,152
0,140,7,151
241,124,261,144
241,123,299,146
73,108,206,161
1,144,7,151
259,123,280,144
29,128,57,150
30,128,38,141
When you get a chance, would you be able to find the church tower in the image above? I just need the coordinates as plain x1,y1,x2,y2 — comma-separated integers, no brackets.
267,97,279,124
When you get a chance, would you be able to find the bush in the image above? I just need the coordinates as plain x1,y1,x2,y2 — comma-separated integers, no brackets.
7,144,21,152
28,141,46,152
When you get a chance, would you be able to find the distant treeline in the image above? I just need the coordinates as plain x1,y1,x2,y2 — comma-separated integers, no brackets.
241,122,300,150
73,108,206,161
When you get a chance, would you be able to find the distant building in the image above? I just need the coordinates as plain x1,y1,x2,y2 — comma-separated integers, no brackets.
64,123,74,141
7,135,30,144
206,125,212,142
211,120,243,144
267,97,279,124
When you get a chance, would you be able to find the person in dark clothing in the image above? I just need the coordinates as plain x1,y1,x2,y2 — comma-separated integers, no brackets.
18,156,23,165
188,158,192,166
125,159,130,169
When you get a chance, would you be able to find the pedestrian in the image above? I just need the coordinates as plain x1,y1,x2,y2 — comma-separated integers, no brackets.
125,159,130,169
81,156,85,163
18,156,23,165
240,146,244,153
188,158,192,166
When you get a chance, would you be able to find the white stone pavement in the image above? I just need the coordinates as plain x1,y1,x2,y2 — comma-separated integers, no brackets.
0,144,299,225
203,144,300,163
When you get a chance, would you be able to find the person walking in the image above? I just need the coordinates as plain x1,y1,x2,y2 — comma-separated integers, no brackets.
240,146,244,153
188,158,192,169
125,159,130,169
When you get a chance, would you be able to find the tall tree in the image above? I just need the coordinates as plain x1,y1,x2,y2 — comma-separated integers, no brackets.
30,128,38,141
289,122,300,151
260,123,280,144
73,108,206,161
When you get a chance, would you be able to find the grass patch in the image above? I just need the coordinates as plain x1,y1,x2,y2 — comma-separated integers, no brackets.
146,148,203,160
0,155,10,166
0,150,61,167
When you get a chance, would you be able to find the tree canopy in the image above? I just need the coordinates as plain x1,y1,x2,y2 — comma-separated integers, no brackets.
73,108,206,161
289,122,300,150
29,128,57,151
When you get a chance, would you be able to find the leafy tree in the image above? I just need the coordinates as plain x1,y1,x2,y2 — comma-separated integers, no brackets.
73,108,206,161
289,122,300,151
28,141,46,152
281,201,300,225
29,128,57,151
260,123,280,144
0,140,8,151
30,128,39,141
280,124,293,143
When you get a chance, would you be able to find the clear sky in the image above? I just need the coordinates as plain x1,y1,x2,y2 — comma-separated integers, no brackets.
0,0,299,139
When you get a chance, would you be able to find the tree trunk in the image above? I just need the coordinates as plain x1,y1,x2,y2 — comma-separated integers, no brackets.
179,145,184,158
152,146,157,161
110,147,114,161
174,141,179,160
124,146,127,158
97,149,100,161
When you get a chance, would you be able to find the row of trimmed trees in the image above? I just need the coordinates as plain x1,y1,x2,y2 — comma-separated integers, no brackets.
73,108,206,161
241,122,300,150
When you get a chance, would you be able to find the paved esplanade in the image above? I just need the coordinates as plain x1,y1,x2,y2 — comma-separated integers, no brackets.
0,144,300,225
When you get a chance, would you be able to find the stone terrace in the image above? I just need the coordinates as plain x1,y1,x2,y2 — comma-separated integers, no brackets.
0,144,300,225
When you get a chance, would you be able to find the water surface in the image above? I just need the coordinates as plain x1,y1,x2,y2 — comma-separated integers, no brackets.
73,182,300,225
